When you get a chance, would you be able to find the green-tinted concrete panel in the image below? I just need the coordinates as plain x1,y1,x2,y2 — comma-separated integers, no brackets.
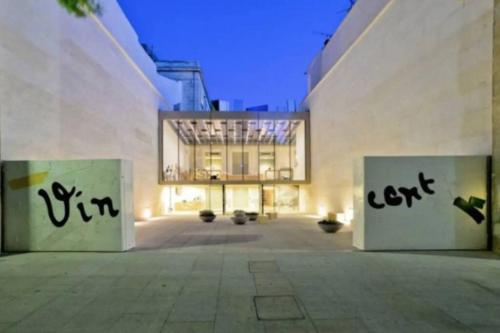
3,159,134,251
354,156,489,250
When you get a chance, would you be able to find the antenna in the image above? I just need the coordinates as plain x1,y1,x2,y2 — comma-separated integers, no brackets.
313,31,332,39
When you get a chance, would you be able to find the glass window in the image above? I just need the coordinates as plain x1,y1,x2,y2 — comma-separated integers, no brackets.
161,114,308,184
161,185,223,213
258,118,275,180
225,185,261,213
275,120,292,181
163,120,179,182
263,185,300,213
291,120,306,181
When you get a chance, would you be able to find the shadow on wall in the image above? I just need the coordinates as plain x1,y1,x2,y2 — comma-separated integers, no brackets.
1,162,31,253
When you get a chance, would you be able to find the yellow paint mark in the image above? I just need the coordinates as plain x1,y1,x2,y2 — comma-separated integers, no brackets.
8,172,49,190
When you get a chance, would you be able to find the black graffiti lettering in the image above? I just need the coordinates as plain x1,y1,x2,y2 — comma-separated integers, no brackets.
91,197,120,217
368,191,385,209
77,203,93,222
38,182,120,226
38,182,76,227
453,196,485,224
76,191,92,222
367,172,436,210
384,186,403,206
398,187,422,208
419,172,435,195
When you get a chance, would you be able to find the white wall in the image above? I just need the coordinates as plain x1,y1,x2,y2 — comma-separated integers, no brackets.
305,0,493,215
354,156,488,250
0,0,179,219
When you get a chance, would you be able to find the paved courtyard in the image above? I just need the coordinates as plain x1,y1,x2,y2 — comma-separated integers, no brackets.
0,215,499,332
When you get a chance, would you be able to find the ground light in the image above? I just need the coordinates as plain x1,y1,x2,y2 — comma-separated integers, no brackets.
142,208,152,220
318,204,327,217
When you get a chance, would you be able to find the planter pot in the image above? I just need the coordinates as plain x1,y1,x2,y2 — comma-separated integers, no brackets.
318,220,343,233
267,212,278,219
232,214,248,225
200,215,216,223
246,212,259,221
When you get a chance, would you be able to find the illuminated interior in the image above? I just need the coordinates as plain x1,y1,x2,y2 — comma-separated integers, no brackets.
160,112,309,213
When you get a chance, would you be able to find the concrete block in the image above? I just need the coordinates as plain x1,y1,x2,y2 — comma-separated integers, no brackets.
353,156,489,250
3,159,134,251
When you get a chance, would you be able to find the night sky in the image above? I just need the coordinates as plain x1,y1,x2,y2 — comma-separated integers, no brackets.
118,0,351,110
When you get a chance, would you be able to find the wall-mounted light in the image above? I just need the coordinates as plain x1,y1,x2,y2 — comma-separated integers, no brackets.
143,208,152,220
318,204,327,217
345,208,354,226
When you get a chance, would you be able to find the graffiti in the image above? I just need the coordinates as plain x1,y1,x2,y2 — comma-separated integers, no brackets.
38,181,119,227
368,172,435,209
453,196,485,224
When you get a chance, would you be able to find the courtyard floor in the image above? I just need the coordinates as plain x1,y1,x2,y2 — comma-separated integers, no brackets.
0,215,499,332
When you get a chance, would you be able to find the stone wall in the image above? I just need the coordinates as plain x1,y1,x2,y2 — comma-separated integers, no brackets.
0,0,178,219
305,0,493,216
493,0,500,252
3,160,134,251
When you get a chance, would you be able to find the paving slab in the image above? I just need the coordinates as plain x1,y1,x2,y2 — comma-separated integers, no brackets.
254,295,304,320
0,215,499,332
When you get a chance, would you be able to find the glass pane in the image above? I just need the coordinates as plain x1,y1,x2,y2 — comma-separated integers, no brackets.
225,185,260,212
262,185,275,213
244,119,259,181
275,120,291,181
173,186,206,212
259,118,275,180
161,185,223,213
207,185,223,213
263,185,300,213
292,120,306,181
174,119,196,181
163,120,179,182
227,119,243,181
275,185,300,213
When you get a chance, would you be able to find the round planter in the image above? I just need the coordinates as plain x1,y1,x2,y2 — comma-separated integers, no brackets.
246,212,259,221
231,214,248,225
200,215,216,223
318,220,343,233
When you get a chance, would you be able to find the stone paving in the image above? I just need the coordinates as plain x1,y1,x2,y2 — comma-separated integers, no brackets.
0,215,499,332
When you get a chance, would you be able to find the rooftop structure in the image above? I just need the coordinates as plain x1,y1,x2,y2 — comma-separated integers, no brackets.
156,60,212,111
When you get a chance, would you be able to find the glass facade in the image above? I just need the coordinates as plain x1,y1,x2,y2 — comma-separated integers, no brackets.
160,112,309,213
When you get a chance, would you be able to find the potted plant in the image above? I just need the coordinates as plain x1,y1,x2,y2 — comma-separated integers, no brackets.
199,210,216,223
231,211,248,225
246,212,259,221
318,219,343,233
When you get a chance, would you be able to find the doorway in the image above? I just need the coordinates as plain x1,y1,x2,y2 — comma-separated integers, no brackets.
225,185,260,212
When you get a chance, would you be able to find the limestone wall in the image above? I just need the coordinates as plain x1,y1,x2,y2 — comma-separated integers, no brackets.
0,0,179,219
305,0,493,215
493,0,500,252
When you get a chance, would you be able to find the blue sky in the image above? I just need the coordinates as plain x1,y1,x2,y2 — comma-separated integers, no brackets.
118,0,351,110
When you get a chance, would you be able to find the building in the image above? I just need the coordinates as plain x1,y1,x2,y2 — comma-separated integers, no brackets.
0,0,181,220
156,60,212,111
302,0,494,221
159,111,309,214
2,0,500,250
212,99,231,111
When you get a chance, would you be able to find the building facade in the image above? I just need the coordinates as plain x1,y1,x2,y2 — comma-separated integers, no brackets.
302,0,493,218
0,0,181,220
158,111,309,214
156,60,212,111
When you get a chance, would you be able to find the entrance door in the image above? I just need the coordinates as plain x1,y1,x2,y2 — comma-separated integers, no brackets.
225,185,260,212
